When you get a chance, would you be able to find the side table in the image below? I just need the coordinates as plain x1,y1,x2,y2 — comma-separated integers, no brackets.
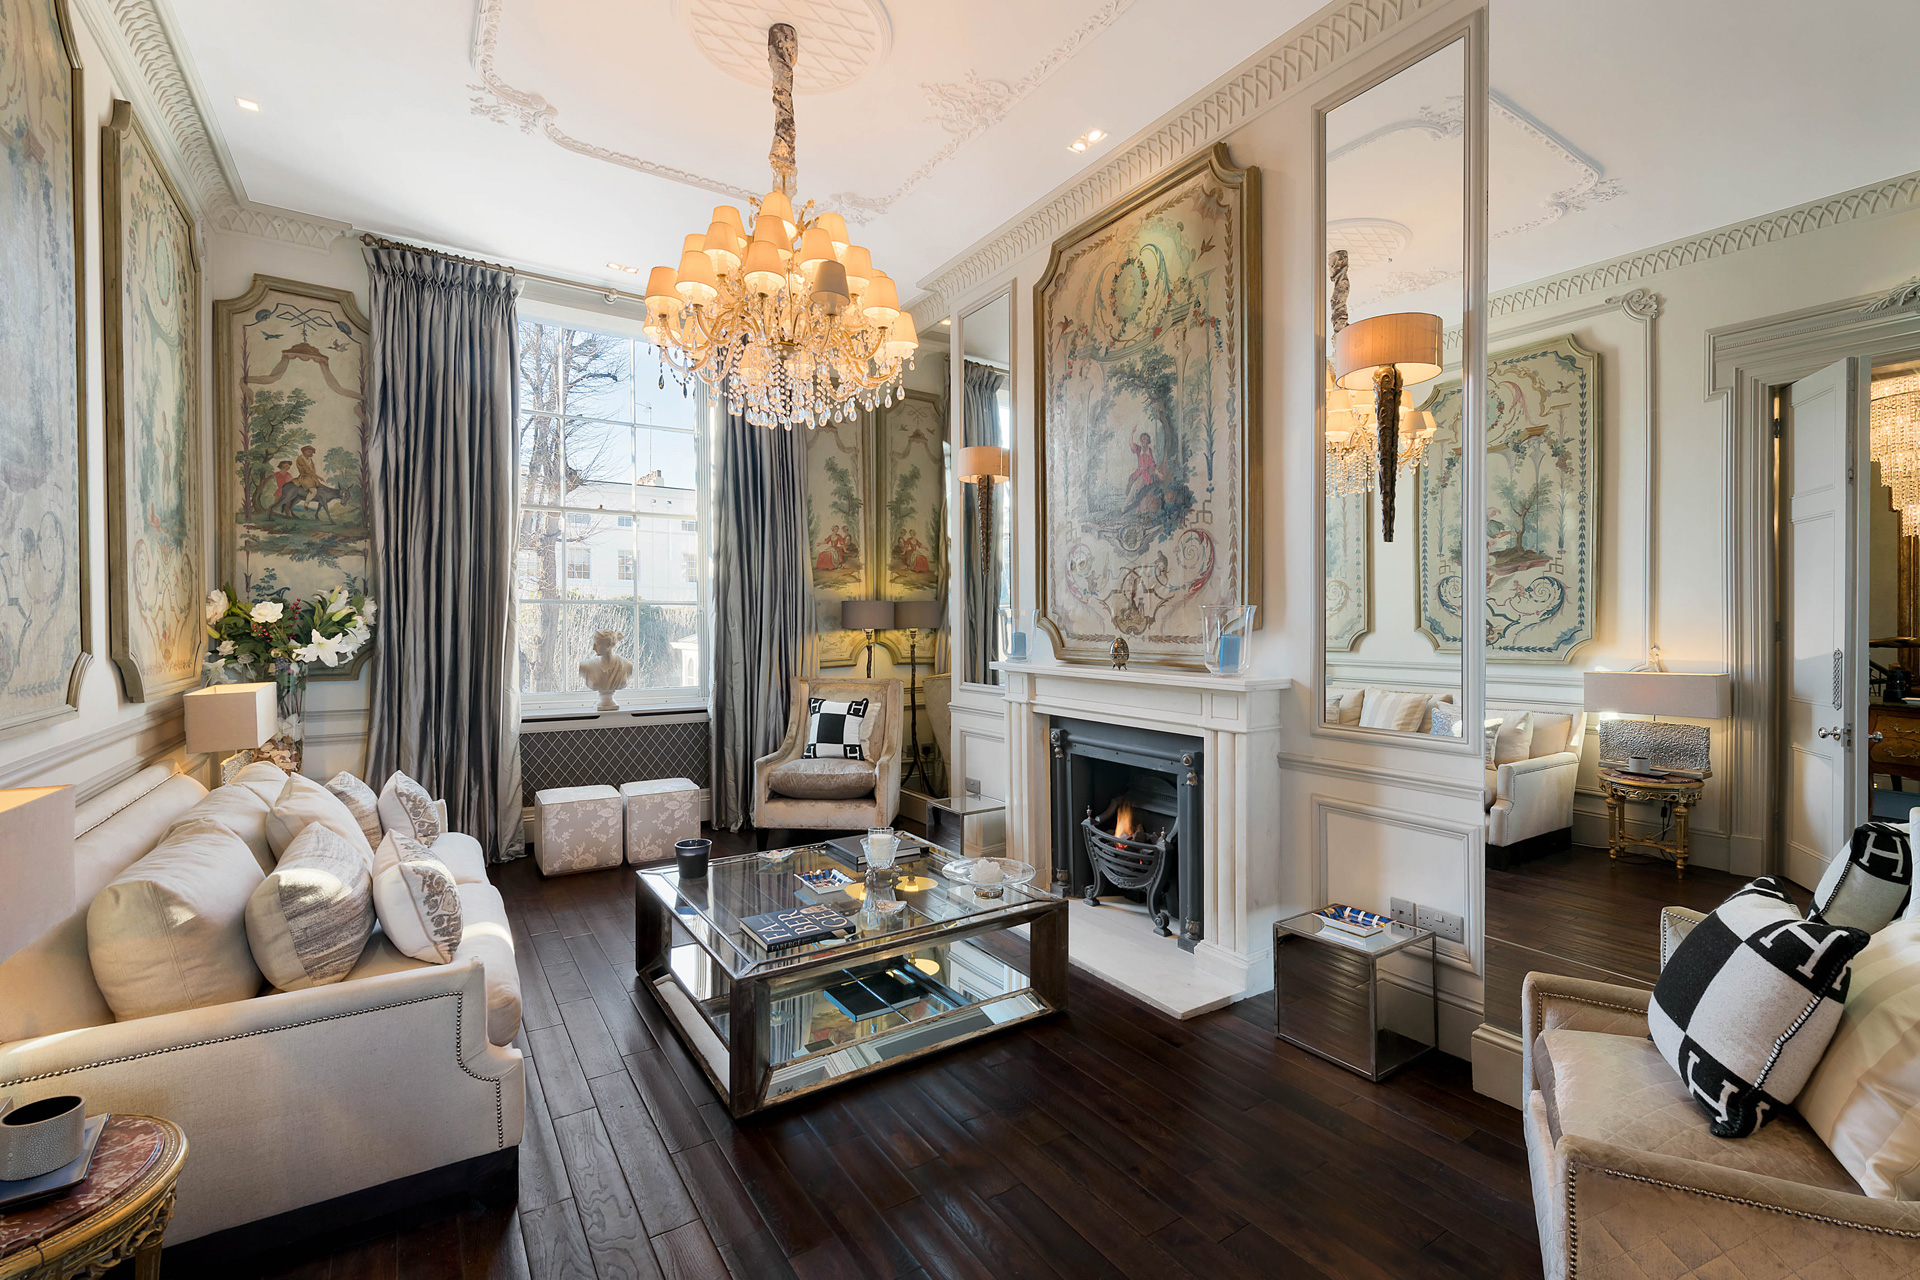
0,1115,187,1280
1273,914,1437,1082
1597,767,1707,872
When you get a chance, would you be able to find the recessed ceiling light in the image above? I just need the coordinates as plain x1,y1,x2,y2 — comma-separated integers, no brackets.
939,317,951,326
1068,139,1088,153
235,98,260,112
606,261,622,269
1067,128,1106,154
623,266,640,274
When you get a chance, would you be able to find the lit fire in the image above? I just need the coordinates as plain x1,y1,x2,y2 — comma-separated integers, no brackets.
1113,799,1136,840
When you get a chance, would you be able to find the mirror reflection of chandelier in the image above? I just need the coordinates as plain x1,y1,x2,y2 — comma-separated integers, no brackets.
1872,371,1920,534
1324,361,1438,499
642,24,917,429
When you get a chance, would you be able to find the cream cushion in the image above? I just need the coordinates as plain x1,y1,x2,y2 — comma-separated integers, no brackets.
372,834,464,963
266,773,376,871
1799,920,1920,1198
1527,710,1578,757
371,828,487,887
168,779,277,874
347,882,521,1046
1325,687,1364,726
86,817,266,1021
228,760,291,810
245,823,374,991
767,758,876,801
378,772,443,843
1492,711,1535,765
325,772,384,847
1357,687,1434,733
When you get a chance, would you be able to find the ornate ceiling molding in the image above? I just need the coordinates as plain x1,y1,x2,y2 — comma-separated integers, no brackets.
77,0,348,249
672,0,892,94
908,0,1447,323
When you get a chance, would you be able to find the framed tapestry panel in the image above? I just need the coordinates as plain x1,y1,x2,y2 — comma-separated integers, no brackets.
1325,489,1369,652
1417,333,1600,661
214,275,372,680
103,99,201,702
1035,143,1261,668
806,416,871,667
0,0,89,736
877,389,946,661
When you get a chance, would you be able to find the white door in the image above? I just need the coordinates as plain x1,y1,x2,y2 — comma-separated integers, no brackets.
1782,359,1866,889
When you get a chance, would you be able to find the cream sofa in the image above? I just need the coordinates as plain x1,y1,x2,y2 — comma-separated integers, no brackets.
0,763,525,1247
753,676,904,832
1485,706,1586,860
1522,908,1920,1279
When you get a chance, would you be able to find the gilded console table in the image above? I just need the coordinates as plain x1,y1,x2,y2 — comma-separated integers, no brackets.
1598,767,1706,872
0,1115,186,1280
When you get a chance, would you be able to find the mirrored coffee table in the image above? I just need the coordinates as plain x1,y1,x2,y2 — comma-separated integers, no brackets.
635,834,1066,1117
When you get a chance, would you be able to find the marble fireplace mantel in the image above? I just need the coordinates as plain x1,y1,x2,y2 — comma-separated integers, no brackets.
994,660,1293,1016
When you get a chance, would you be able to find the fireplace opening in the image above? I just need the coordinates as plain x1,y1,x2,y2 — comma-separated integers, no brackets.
1050,718,1203,948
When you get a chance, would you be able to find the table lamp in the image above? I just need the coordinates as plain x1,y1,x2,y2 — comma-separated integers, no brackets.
184,682,277,783
956,445,1011,576
841,599,895,678
1583,670,1731,776
893,599,944,789
0,787,74,960
1334,312,1442,541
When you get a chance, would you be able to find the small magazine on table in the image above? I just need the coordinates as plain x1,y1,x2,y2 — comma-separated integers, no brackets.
742,903,858,950
1315,904,1393,937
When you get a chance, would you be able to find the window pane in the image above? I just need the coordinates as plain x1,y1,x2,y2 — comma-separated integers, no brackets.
517,600,634,694
515,509,566,599
517,413,565,507
634,426,698,491
633,356,699,431
563,417,635,502
633,603,701,689
632,514,700,603
562,332,634,422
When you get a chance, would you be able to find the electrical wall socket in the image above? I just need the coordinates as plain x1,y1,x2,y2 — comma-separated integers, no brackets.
1389,897,1416,927
1416,905,1465,944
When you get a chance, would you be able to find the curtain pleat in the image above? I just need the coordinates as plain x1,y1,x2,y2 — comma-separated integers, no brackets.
962,361,1007,683
710,413,810,831
363,245,525,861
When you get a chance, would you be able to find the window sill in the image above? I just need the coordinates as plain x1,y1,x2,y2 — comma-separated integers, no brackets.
519,702,708,732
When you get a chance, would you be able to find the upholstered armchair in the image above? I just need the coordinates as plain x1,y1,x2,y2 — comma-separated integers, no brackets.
753,677,903,835
1521,908,1920,1279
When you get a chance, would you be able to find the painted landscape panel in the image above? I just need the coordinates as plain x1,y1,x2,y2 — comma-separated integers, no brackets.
879,390,945,598
806,417,869,666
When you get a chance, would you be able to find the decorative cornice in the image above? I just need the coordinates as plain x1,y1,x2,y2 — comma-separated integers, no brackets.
908,0,1444,323
78,0,349,250
1865,276,1920,314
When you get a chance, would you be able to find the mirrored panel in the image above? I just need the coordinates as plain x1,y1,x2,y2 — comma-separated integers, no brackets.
958,291,1014,687
1320,37,1470,736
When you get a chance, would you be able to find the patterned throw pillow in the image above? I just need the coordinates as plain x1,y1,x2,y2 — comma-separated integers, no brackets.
1812,821,1912,933
1430,703,1463,737
377,771,443,843
802,697,871,760
245,822,374,991
326,772,385,847
1481,718,1504,768
1649,877,1869,1137
371,832,464,964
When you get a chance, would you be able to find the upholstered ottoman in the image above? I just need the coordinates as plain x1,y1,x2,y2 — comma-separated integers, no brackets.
620,778,701,865
533,785,624,876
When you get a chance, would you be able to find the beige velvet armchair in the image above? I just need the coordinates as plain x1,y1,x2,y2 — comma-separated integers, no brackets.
1522,907,1920,1279
753,677,903,834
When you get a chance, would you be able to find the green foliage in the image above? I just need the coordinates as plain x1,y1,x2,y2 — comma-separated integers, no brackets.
887,464,921,529
235,388,315,517
823,456,861,525
322,446,358,496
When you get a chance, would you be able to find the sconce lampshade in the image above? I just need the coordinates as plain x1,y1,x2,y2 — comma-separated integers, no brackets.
956,445,1010,483
1334,312,1444,390
842,599,896,632
1583,670,1731,719
183,682,277,754
893,600,944,632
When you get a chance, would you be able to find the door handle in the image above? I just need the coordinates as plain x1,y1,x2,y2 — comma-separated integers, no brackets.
1870,732,1885,744
1817,726,1842,740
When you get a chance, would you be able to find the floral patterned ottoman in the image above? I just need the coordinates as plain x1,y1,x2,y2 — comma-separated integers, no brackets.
621,778,701,865
533,785,625,876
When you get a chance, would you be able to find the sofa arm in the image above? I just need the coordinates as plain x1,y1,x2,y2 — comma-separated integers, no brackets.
1556,1130,1920,1276
1521,972,1651,1095
0,959,522,1244
1662,906,1707,971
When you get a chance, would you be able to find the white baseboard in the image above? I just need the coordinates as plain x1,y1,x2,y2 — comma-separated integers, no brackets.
1471,1023,1525,1109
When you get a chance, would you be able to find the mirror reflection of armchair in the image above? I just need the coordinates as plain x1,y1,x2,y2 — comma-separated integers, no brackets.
753,677,903,835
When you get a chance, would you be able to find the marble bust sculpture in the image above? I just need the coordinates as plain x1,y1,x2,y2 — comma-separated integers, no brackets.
579,630,632,711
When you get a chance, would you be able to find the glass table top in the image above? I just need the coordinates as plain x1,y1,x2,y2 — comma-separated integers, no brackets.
638,833,1053,979
1276,911,1435,958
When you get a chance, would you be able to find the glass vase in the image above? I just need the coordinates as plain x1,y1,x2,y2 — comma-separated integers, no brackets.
1201,605,1257,676
998,607,1036,662
256,659,306,773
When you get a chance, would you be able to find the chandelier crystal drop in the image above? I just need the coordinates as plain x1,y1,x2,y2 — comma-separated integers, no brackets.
1871,372,1920,535
1323,361,1437,498
642,23,917,430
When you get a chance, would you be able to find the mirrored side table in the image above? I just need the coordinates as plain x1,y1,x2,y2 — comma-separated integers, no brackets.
1273,913,1437,1082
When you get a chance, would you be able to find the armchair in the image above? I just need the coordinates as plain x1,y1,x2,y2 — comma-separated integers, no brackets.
1486,707,1585,866
753,677,903,834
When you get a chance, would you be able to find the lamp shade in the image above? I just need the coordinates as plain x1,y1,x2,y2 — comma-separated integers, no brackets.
184,682,277,753
842,599,895,632
0,786,73,959
816,211,850,255
1334,312,1444,390
1583,671,1731,719
810,259,851,313
840,245,874,292
956,445,1009,483
894,600,943,631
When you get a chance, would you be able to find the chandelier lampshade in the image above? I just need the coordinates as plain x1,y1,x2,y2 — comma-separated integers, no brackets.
640,24,918,429
1873,372,1920,534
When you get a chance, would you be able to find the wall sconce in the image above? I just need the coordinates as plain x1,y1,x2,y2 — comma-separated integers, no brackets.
841,599,895,678
956,445,1011,576
1334,312,1443,541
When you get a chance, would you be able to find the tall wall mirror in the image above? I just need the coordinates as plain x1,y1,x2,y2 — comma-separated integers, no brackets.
1318,34,1475,738
958,290,1014,688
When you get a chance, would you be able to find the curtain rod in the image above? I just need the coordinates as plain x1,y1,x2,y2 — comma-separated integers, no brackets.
358,232,650,306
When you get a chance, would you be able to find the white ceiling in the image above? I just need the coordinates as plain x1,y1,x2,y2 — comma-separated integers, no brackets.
167,0,1920,306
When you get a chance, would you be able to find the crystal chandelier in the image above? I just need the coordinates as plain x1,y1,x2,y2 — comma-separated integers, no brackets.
1324,361,1438,499
1872,372,1920,534
642,24,917,429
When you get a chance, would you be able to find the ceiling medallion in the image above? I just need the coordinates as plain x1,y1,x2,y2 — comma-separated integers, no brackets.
643,24,918,430
671,0,892,94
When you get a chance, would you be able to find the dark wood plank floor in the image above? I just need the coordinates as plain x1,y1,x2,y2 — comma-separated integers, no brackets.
176,828,1538,1280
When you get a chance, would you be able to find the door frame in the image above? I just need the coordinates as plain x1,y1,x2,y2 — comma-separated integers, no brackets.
1710,287,1920,876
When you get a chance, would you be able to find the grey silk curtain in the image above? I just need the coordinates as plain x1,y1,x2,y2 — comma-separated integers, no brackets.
363,243,524,861
962,361,1006,684
710,412,810,830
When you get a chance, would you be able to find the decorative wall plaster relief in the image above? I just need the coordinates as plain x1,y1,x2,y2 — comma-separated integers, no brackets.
1866,277,1920,314
672,0,891,94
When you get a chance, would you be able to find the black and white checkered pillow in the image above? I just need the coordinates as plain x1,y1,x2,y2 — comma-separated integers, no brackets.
1649,877,1868,1137
802,697,871,760
1812,821,1912,933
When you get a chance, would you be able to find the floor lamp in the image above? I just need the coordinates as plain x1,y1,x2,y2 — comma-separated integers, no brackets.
893,600,944,791
842,599,894,678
